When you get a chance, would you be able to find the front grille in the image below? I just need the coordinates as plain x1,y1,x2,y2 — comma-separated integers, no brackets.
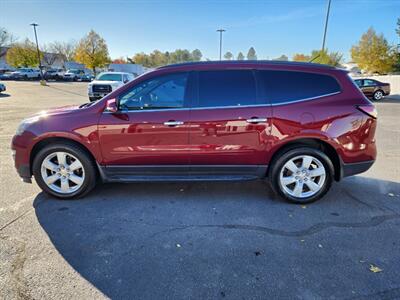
93,84,112,93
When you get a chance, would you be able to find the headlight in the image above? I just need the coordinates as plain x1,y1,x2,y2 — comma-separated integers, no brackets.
15,116,40,135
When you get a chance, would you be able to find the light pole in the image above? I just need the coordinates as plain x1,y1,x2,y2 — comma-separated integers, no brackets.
321,0,331,52
30,23,45,84
217,29,226,60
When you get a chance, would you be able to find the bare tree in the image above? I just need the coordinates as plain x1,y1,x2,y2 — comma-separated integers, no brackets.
49,41,76,63
0,27,16,48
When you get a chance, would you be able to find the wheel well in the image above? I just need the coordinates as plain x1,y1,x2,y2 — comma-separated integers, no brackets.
268,138,341,181
30,137,98,174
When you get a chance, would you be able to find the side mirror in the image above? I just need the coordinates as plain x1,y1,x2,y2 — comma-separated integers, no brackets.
104,98,118,113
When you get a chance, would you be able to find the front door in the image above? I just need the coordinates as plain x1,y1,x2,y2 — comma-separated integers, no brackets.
189,70,272,169
98,72,192,167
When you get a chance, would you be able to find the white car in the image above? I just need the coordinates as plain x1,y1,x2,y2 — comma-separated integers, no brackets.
63,69,86,81
11,68,41,80
88,72,135,101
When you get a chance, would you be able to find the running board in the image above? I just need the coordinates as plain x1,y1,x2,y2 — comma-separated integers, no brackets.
98,165,268,183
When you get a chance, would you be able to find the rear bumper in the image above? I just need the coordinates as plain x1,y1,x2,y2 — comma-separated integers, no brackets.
340,159,374,179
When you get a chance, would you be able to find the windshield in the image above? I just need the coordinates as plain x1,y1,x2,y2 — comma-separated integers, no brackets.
18,68,30,72
96,73,122,81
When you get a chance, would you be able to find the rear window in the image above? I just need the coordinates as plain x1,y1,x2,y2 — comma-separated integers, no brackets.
197,70,256,107
258,70,341,105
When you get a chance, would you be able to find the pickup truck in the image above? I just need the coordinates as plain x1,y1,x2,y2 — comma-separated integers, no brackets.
87,72,135,101
11,68,41,80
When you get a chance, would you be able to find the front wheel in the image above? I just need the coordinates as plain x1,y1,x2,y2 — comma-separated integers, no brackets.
269,147,334,204
32,143,97,199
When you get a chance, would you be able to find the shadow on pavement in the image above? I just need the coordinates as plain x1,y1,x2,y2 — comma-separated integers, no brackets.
34,176,400,299
0,93,10,98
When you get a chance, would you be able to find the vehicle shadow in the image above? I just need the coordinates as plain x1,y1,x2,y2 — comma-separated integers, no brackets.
0,93,10,98
33,176,400,299
379,95,400,103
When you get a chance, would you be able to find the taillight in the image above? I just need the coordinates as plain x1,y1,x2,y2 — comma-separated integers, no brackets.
357,105,377,119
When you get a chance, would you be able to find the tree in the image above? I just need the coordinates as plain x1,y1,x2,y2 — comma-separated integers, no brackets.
292,53,310,62
224,51,233,60
0,27,16,48
6,39,41,68
74,30,110,74
50,41,76,63
191,49,202,61
41,44,58,66
310,49,343,67
111,57,127,64
351,27,396,74
273,54,288,61
247,47,257,60
237,52,245,60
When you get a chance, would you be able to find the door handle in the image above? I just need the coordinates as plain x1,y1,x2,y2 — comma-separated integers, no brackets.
246,118,267,124
164,121,184,126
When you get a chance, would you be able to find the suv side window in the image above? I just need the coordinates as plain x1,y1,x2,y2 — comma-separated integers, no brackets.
258,70,341,105
197,70,256,108
119,72,189,110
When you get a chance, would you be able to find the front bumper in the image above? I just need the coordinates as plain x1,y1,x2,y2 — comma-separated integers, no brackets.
11,134,33,183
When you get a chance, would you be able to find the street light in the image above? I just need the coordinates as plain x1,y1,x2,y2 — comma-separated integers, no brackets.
321,0,331,52
30,23,45,84
216,29,226,60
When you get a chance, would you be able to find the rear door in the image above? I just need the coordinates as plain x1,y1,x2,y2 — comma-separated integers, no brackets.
188,69,272,167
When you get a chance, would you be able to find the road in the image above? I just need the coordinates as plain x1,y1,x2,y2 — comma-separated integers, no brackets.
0,81,399,299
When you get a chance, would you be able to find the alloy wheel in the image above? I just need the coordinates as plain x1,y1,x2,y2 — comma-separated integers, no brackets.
40,151,85,194
279,155,326,199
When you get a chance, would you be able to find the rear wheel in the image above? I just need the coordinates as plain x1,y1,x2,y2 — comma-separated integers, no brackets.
32,143,97,199
373,90,384,101
269,147,333,204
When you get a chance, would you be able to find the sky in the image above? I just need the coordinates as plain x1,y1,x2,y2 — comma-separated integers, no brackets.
1,0,399,62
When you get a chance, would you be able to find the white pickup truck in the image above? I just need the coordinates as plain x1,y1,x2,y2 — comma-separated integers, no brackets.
88,72,135,101
11,68,41,80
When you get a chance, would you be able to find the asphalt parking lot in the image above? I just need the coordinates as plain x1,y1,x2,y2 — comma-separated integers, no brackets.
0,81,399,299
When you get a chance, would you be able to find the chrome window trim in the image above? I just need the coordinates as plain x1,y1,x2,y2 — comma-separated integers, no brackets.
102,91,341,113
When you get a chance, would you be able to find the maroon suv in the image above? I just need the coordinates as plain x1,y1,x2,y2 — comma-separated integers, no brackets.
11,61,377,203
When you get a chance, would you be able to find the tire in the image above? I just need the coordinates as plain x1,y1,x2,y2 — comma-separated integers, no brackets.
32,143,97,199
373,90,384,101
269,147,334,204
89,97,98,102
24,75,28,81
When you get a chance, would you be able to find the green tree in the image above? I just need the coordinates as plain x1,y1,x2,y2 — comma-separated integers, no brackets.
247,47,257,60
237,52,245,60
191,49,203,61
351,27,396,74
274,54,288,61
74,30,110,74
224,51,233,60
310,49,343,67
6,39,41,67
292,53,310,62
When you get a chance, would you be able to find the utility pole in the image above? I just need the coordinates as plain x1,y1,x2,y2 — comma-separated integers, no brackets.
30,23,45,84
217,29,226,60
321,0,332,52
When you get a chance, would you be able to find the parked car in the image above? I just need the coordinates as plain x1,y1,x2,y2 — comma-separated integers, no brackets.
44,68,65,81
81,74,95,82
0,72,15,80
63,69,86,81
354,78,390,101
12,61,377,203
0,82,5,93
88,72,134,101
11,68,41,80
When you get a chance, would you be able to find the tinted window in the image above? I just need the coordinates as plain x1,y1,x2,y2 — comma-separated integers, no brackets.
354,79,363,87
259,70,341,104
119,72,188,110
197,70,256,107
364,79,377,86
